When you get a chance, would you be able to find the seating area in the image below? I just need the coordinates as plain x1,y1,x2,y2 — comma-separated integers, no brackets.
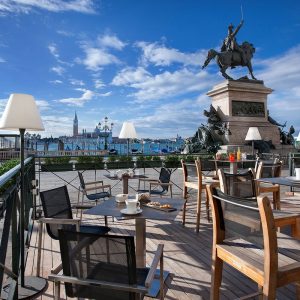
22,163,300,299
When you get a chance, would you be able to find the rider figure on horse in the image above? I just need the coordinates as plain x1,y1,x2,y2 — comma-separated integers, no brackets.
221,19,246,65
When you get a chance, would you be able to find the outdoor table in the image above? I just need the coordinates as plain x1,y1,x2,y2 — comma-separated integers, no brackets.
257,176,300,238
211,159,257,174
104,174,148,194
84,197,184,297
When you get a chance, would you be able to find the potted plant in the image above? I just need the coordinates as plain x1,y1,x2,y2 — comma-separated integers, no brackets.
117,155,134,169
76,155,105,170
41,156,72,172
164,155,180,168
106,155,117,169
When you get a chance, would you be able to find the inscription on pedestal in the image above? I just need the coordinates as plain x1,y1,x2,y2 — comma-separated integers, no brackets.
232,100,265,117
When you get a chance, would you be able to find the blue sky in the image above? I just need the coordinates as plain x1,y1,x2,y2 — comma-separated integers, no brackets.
0,0,299,139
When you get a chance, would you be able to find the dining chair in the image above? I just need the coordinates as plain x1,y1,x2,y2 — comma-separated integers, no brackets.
137,167,173,197
37,185,110,276
206,184,300,300
181,159,218,232
49,230,165,300
78,171,112,221
255,160,282,209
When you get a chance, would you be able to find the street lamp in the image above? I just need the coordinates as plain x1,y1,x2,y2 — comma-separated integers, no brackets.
245,127,262,156
119,122,137,155
0,93,46,299
97,116,113,150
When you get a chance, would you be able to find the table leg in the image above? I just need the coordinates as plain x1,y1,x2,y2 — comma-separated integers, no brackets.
135,218,146,268
123,176,129,194
230,162,238,174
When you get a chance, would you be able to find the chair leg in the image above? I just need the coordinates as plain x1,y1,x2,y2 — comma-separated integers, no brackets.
160,253,164,300
182,186,188,226
196,189,201,233
296,282,300,300
262,283,276,300
274,189,280,210
54,281,60,300
37,221,43,277
210,255,223,300
205,189,210,222
258,284,263,300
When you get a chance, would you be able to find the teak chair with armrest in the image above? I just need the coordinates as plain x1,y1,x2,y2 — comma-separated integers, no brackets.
137,167,173,197
49,230,165,300
255,160,282,210
206,184,300,300
37,185,110,277
181,159,218,232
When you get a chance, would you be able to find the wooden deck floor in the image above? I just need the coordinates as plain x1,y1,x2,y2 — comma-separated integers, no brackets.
25,168,300,299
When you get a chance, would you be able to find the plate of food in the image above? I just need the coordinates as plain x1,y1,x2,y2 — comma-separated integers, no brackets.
142,201,177,212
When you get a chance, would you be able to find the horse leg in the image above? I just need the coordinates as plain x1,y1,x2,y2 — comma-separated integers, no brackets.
220,65,233,80
247,63,257,80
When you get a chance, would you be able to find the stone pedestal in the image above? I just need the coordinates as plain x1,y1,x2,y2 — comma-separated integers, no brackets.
207,80,281,146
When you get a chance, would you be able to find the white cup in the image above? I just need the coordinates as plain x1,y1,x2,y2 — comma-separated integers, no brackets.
295,168,300,180
125,199,140,213
111,170,116,177
136,193,143,201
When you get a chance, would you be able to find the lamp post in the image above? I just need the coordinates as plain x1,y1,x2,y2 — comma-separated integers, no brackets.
245,127,262,156
97,116,113,150
119,122,137,155
0,94,46,299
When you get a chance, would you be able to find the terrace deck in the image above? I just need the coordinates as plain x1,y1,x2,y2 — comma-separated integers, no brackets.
25,168,300,299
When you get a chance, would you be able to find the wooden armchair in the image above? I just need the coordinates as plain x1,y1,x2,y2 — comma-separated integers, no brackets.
37,186,110,276
49,230,165,300
255,160,282,210
137,167,173,197
181,159,218,232
206,184,300,299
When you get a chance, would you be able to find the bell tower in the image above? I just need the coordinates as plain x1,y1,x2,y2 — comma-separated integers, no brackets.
73,111,78,137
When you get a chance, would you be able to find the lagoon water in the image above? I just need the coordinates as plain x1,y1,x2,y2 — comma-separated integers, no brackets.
36,140,184,155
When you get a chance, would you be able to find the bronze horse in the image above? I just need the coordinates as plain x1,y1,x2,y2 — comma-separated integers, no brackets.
202,41,257,80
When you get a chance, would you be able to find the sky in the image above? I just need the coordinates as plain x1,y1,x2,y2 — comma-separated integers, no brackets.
0,0,299,139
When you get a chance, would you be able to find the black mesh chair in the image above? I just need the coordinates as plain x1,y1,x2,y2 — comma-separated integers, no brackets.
206,185,300,299
37,186,110,276
49,230,165,300
217,168,256,198
137,167,173,197
78,171,111,204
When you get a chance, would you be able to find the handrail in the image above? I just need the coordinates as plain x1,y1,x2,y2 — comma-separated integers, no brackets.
0,157,33,187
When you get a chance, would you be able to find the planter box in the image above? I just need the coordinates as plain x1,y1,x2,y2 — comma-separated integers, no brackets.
41,164,73,172
76,163,105,170
164,161,181,168
136,161,162,168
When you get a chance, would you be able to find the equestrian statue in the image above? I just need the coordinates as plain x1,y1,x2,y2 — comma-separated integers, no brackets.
202,19,257,81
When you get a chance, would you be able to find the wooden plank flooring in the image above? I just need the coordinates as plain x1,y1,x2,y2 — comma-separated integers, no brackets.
24,168,300,299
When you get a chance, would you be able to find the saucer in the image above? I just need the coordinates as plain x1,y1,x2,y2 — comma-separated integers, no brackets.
120,208,143,215
286,176,300,183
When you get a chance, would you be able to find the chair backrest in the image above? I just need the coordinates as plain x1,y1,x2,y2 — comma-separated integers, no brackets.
218,168,257,198
206,185,278,281
58,230,138,299
159,167,172,192
40,186,73,240
181,159,204,189
78,171,86,189
256,161,282,179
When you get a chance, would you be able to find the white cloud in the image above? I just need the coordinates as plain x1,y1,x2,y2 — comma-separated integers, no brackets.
51,65,65,76
98,91,112,97
94,79,105,89
42,115,73,137
58,89,94,106
48,43,59,59
112,67,216,102
50,79,63,84
0,0,96,14
69,78,85,86
80,47,120,71
36,100,51,111
136,41,206,67
112,67,151,86
98,34,126,50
